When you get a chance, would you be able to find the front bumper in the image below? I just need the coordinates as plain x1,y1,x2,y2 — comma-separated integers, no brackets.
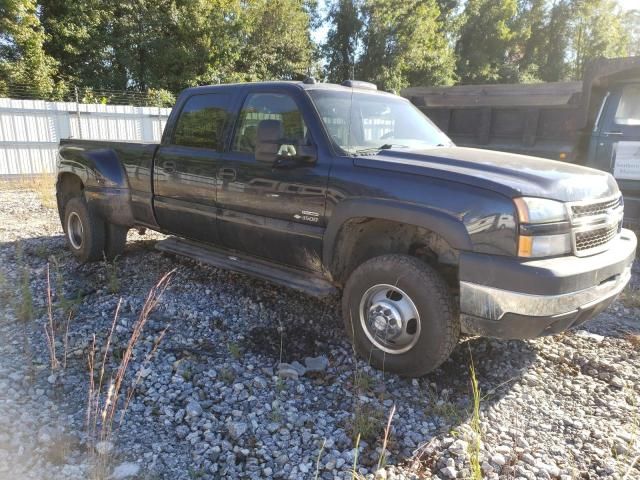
459,229,636,339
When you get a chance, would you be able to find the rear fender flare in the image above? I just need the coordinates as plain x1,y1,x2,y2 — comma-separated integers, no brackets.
57,146,134,226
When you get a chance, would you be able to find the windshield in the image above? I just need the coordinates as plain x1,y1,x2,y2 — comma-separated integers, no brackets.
307,89,453,155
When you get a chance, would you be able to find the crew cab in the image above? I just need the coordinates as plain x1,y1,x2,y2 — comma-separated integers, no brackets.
56,79,637,377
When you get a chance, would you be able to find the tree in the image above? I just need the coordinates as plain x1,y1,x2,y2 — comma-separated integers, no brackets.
569,0,631,80
39,0,112,89
358,0,456,92
455,0,518,83
0,0,58,96
233,0,315,81
511,0,547,82
534,0,572,81
322,0,363,83
623,9,640,57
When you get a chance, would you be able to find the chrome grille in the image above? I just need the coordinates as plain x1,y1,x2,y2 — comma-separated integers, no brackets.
575,224,618,252
569,195,623,257
571,197,622,219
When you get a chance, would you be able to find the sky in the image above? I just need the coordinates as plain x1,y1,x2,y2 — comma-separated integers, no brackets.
311,0,638,45
617,0,637,11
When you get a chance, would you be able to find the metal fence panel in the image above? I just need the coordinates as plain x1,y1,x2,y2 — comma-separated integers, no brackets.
0,98,172,175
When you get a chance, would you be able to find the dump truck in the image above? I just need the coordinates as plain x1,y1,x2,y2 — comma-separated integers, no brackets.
403,57,640,226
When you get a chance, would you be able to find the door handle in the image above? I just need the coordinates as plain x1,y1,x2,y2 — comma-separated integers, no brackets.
218,168,236,181
603,131,623,136
163,161,176,173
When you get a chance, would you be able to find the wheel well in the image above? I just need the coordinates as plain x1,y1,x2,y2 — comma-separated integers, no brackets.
330,218,459,287
56,173,84,217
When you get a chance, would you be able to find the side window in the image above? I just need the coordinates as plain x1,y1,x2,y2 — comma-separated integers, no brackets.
232,93,307,154
173,94,230,149
614,85,640,126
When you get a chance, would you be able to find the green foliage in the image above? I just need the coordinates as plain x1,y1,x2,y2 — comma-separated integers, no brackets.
233,0,315,81
359,0,456,91
322,0,363,83
1,0,638,98
569,0,632,80
623,10,640,57
455,0,518,83
0,0,59,96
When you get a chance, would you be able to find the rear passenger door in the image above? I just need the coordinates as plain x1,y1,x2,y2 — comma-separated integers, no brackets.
154,93,233,244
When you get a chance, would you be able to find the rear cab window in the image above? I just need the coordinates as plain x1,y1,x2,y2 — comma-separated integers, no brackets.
173,94,231,150
615,84,640,127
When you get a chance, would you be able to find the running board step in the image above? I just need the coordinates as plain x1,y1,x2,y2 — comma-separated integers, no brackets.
155,237,338,298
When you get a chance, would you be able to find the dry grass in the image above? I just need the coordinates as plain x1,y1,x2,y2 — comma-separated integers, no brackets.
86,270,174,478
0,174,57,209
626,333,640,348
619,287,640,309
468,354,482,480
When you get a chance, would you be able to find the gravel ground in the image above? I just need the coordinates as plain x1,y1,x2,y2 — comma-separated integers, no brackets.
0,187,639,480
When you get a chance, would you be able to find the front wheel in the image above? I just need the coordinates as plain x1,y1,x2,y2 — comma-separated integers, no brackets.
342,254,459,377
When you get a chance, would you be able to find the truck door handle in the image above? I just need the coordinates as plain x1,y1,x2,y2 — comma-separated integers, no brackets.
218,168,236,181
603,131,623,136
162,161,176,173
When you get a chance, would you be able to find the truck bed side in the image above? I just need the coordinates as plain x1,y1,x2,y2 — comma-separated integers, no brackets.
57,139,160,228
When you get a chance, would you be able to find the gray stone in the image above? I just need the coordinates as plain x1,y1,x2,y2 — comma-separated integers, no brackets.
111,461,140,479
277,363,299,380
186,400,203,417
304,355,329,372
228,421,248,440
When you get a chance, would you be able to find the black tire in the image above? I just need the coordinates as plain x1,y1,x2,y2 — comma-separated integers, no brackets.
105,223,128,260
63,197,106,263
342,254,459,377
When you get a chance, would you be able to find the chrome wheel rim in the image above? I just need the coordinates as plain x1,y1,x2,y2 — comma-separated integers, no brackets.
67,212,84,250
359,284,421,354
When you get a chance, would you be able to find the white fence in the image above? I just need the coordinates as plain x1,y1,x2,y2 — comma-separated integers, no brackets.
0,98,172,175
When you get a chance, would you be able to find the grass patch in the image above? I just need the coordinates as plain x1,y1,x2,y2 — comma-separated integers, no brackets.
626,333,640,348
350,403,384,444
16,243,34,322
468,354,482,480
619,287,640,309
0,174,57,209
354,372,376,393
219,367,235,385
103,256,120,294
228,342,242,360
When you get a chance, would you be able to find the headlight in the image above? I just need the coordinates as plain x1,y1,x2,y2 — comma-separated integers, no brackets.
513,197,568,223
514,197,571,258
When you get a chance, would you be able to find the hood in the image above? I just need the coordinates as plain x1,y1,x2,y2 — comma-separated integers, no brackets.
353,146,619,202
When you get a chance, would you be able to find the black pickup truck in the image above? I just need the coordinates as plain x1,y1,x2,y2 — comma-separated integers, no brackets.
56,79,637,377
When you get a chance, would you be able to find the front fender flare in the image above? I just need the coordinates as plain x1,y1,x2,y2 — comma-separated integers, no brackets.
323,198,473,273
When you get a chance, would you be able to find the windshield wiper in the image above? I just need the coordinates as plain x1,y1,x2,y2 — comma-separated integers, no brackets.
352,143,409,156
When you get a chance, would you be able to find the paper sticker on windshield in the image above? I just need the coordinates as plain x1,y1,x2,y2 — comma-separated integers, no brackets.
613,142,640,181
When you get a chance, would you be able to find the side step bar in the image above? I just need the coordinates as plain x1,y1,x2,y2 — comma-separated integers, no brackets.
155,237,338,298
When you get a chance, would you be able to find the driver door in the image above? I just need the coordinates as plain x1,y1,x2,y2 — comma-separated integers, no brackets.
216,90,330,271
592,84,640,223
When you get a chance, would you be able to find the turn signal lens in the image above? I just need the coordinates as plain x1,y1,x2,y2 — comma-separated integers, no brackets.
518,233,572,258
518,235,533,257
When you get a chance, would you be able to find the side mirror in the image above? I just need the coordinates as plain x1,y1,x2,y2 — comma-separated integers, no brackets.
255,119,283,163
255,119,318,167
